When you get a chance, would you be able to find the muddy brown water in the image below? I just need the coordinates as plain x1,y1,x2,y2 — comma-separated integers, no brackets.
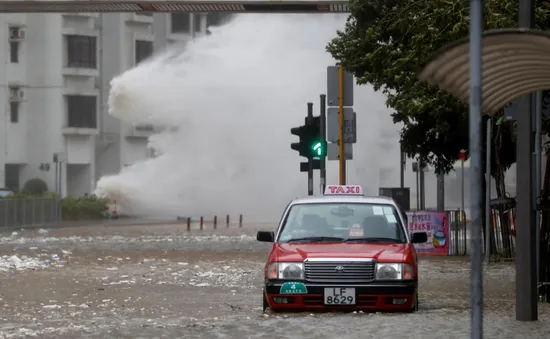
0,223,549,338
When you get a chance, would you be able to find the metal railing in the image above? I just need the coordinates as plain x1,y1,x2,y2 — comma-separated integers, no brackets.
448,209,468,256
407,207,520,258
490,207,516,260
0,198,59,229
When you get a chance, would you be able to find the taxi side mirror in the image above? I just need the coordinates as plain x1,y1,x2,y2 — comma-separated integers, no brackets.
257,231,274,242
411,232,428,244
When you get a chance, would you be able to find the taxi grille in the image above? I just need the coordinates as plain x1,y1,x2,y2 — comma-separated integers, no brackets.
304,260,376,283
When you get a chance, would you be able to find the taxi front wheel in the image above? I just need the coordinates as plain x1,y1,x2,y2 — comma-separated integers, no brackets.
262,290,268,313
405,294,419,313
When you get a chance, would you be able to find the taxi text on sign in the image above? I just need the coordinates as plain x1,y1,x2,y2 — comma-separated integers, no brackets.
324,185,363,195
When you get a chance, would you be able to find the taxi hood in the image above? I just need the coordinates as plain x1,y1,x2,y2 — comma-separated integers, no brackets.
272,242,409,262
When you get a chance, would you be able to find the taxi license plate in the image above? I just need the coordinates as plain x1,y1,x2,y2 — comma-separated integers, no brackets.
324,287,356,305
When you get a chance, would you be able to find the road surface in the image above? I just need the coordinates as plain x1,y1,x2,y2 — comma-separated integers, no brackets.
0,223,549,338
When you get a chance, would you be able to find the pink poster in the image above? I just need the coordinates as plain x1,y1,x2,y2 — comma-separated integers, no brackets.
406,211,450,256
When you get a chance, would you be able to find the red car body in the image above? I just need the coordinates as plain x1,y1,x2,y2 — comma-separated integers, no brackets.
262,242,419,312
258,186,426,313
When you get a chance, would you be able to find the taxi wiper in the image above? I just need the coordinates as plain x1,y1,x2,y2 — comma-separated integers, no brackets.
343,237,404,243
286,236,345,243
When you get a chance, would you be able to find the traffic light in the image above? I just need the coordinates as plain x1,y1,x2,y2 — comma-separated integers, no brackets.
308,116,327,158
290,116,327,159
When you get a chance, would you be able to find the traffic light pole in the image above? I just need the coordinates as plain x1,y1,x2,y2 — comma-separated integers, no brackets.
320,94,327,193
290,101,326,194
307,102,314,196
338,66,346,185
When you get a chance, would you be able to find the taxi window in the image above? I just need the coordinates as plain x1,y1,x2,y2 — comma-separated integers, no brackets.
277,203,407,243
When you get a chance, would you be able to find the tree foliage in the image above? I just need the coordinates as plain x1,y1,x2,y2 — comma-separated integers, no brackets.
22,178,48,196
61,196,110,220
327,0,550,174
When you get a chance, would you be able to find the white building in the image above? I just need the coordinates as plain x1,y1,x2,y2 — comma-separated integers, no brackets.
0,12,231,197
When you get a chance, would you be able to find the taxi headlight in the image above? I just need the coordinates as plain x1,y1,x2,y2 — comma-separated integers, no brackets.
375,263,414,280
280,262,304,280
267,262,304,280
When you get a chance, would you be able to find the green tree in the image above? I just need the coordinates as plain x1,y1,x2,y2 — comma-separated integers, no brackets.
327,0,550,174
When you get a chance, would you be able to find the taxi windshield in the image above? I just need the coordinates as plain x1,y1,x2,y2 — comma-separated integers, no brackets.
277,203,407,243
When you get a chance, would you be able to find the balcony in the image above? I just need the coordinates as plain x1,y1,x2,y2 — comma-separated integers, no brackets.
126,124,155,138
63,67,98,78
128,12,154,24
62,127,99,136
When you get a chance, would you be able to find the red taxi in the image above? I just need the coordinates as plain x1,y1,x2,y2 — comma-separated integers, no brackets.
257,185,427,312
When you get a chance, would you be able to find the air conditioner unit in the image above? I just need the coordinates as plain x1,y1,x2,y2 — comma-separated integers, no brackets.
9,87,24,101
9,27,25,40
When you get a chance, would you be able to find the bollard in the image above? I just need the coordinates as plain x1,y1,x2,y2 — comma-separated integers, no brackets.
213,215,217,229
186,217,191,232
239,214,243,228
226,214,230,228
200,216,204,230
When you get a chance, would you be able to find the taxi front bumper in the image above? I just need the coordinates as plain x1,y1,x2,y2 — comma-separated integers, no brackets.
264,280,417,311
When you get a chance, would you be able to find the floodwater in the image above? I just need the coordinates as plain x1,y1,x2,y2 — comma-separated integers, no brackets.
0,223,549,339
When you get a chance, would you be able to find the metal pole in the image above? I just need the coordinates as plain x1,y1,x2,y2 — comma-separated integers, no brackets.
469,0,484,336
59,161,63,221
461,159,465,213
419,160,425,210
485,119,492,263
416,167,420,210
54,160,59,196
54,156,59,223
338,66,345,185
437,173,445,210
400,147,405,188
307,103,314,196
516,0,538,322
535,91,542,286
320,94,327,193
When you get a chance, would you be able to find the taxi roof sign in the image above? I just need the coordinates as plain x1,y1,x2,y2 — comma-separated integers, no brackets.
324,185,363,196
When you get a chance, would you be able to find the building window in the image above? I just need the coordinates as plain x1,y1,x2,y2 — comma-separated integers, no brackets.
4,164,20,191
9,86,22,123
8,26,24,64
135,40,153,65
194,14,202,33
171,13,190,33
66,35,97,69
9,41,19,63
67,95,97,128
10,102,19,123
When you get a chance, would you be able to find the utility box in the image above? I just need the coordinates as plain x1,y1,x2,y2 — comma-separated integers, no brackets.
379,187,411,212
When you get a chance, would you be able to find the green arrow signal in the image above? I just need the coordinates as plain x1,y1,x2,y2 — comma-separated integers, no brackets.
313,142,322,156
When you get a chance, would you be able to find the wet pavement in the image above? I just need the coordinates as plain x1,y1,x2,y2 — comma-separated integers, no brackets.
0,223,549,339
